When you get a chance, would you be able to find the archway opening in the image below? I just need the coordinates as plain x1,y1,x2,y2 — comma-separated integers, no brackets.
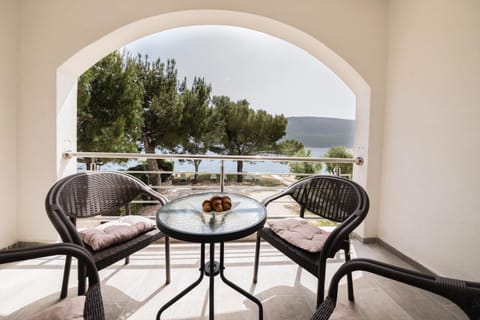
56,9,371,234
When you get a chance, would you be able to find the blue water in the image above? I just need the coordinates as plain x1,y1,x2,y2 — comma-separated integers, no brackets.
91,147,330,174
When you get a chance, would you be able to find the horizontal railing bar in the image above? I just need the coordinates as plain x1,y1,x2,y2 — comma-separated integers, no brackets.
64,151,363,165
101,170,309,176
89,215,329,221
89,171,316,182
118,170,305,175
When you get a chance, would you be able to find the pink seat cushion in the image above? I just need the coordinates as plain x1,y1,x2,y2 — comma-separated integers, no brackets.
79,216,156,251
267,218,329,253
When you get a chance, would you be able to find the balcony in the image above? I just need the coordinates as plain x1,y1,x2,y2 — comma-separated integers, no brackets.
2,2,479,319
0,153,470,319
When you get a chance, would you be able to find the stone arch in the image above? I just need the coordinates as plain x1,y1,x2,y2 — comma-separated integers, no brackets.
57,9,370,187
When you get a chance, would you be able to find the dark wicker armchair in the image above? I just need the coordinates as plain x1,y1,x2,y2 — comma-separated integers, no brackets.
0,243,105,320
45,171,170,299
253,175,369,306
311,258,480,320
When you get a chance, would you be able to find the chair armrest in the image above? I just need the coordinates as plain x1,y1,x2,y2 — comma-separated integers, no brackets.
323,258,480,319
262,189,290,206
1,243,105,320
0,243,100,287
321,185,369,257
318,212,362,260
143,186,169,205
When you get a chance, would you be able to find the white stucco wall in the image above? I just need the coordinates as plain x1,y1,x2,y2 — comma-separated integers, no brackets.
14,0,387,243
380,0,480,280
3,0,478,284
0,0,18,248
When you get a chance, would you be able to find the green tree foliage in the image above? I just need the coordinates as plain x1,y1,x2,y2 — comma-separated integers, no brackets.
212,96,287,182
136,55,183,152
288,148,322,178
77,51,143,167
78,51,309,185
135,55,183,185
127,159,173,184
325,146,354,176
179,77,218,180
277,139,304,156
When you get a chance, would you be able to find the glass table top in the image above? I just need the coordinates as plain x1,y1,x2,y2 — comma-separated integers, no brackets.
156,192,266,243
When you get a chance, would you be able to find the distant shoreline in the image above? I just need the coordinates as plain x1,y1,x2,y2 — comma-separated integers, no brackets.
82,147,333,174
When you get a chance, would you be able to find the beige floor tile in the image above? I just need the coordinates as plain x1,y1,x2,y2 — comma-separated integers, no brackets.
0,240,471,320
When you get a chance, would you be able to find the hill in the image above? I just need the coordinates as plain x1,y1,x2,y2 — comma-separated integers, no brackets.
285,117,354,148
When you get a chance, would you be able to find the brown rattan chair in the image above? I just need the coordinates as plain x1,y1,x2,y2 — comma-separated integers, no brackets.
0,243,105,320
253,175,369,307
311,258,480,320
45,171,170,299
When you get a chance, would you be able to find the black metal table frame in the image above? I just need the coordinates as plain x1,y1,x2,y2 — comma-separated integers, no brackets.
156,192,266,320
156,241,263,320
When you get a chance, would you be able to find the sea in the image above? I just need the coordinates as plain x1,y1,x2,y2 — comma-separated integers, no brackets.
90,147,331,174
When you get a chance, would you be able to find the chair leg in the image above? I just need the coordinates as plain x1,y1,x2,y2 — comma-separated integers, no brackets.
345,249,354,301
165,236,171,284
60,255,72,299
316,258,326,307
253,232,261,283
77,262,87,296
125,256,130,264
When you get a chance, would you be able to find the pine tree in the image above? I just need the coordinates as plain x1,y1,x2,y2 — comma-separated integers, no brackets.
77,51,143,168
212,96,288,182
179,77,219,181
135,55,183,186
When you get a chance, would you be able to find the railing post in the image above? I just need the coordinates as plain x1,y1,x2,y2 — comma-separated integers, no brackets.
334,165,341,177
220,160,225,192
89,158,96,171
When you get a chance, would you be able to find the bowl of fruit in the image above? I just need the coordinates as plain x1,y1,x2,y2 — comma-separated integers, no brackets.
200,195,238,215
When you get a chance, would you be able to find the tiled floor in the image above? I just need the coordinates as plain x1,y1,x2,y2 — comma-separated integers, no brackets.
0,239,468,319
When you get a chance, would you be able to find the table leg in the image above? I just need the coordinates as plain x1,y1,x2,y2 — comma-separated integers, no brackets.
156,242,263,320
156,243,206,320
209,242,215,320
219,242,263,320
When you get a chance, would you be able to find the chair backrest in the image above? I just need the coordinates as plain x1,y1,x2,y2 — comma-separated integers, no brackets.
47,171,149,218
45,171,164,244
286,175,369,223
46,172,159,218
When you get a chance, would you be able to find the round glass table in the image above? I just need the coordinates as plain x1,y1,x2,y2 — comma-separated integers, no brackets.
156,192,266,320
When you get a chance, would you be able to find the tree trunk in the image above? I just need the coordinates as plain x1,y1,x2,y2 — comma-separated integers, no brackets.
193,160,201,182
236,160,243,183
85,158,93,171
145,142,160,188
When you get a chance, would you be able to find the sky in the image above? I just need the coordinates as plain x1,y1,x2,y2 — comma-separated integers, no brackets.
124,25,355,120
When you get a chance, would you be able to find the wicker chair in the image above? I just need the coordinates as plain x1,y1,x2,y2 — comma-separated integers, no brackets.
45,171,170,299
253,175,369,307
0,243,105,320
311,258,480,320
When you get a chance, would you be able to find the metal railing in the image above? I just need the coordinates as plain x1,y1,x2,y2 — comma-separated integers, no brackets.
64,151,363,164
64,151,362,189
64,151,363,223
